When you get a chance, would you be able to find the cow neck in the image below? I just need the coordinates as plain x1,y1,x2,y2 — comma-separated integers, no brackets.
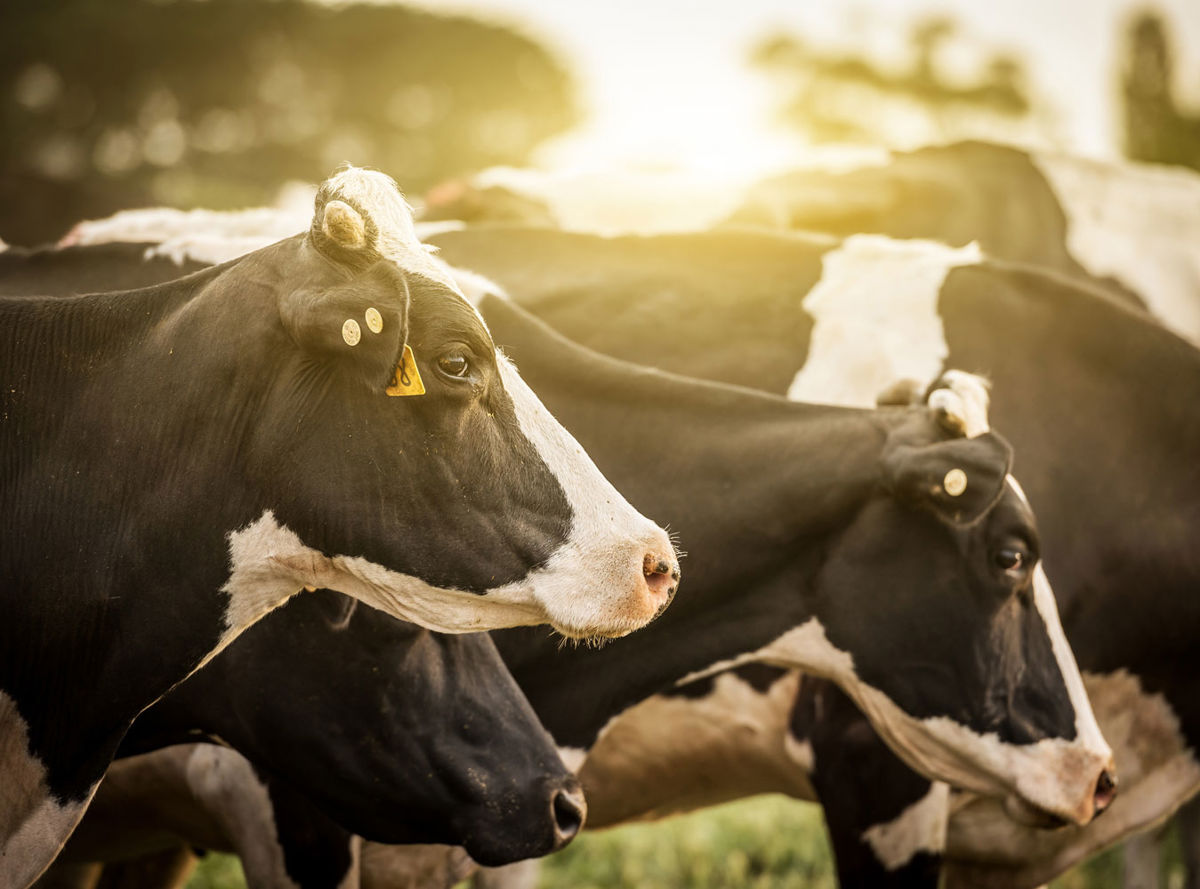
483,298,891,747
1,256,287,722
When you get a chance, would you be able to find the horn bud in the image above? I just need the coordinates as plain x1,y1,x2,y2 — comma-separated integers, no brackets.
323,200,366,249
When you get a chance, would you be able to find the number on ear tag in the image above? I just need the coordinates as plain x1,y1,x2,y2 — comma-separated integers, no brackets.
386,344,426,397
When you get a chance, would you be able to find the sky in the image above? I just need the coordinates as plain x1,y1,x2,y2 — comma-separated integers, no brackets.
404,0,1200,177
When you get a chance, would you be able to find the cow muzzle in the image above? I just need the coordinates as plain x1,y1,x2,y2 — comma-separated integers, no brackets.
1006,759,1118,828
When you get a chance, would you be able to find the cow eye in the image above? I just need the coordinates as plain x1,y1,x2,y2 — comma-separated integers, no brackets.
437,352,471,379
994,547,1027,574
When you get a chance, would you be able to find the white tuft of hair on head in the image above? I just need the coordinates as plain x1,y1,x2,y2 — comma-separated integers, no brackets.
319,166,463,296
927,370,991,438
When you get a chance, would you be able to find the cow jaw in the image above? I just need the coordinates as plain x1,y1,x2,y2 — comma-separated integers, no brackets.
673,614,1112,828
790,617,1112,827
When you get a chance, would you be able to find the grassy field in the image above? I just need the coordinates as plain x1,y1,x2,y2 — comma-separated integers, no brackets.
185,794,1186,888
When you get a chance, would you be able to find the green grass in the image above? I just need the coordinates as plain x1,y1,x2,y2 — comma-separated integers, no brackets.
186,795,1188,889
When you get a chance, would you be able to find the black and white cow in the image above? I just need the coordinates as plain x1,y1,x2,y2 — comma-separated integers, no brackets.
0,170,680,887
35,287,1115,888
422,225,1200,888
728,140,1200,344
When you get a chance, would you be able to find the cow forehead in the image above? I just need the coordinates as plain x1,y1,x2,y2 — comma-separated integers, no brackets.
317,167,466,298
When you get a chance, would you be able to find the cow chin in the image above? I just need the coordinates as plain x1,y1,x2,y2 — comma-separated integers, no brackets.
1002,793,1071,829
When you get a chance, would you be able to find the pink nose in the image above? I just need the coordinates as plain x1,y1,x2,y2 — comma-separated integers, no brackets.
642,551,681,618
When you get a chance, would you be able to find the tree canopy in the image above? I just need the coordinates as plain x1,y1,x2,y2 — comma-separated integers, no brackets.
0,0,580,243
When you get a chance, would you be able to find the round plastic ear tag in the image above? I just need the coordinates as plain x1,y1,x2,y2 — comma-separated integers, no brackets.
342,319,361,346
365,307,384,334
943,468,968,497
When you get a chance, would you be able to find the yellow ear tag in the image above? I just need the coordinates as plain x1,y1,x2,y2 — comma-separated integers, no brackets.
386,344,425,397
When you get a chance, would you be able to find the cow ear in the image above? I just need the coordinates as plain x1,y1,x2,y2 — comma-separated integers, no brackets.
881,431,1013,525
280,260,410,391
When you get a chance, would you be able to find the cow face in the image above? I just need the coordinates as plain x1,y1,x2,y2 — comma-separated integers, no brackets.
199,168,677,641
158,591,585,865
762,397,1115,828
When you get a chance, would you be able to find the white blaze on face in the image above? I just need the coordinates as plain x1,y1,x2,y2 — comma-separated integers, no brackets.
1005,476,1112,772
862,781,950,871
787,235,982,408
0,691,95,889
485,357,676,638
1032,151,1200,345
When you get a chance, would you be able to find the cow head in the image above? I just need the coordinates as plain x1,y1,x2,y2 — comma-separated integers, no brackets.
152,591,586,865
171,167,677,640
763,373,1115,827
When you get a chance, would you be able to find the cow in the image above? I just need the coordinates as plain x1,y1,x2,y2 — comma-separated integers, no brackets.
25,277,1114,887
0,169,680,888
727,139,1200,345
29,588,584,887
419,224,1200,888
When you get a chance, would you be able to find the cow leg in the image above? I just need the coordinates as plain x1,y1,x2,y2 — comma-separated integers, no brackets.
792,678,944,888
1177,795,1200,889
182,747,358,889
1122,828,1161,889
259,777,359,889
470,860,540,889
359,843,476,889
30,862,102,889
93,848,197,889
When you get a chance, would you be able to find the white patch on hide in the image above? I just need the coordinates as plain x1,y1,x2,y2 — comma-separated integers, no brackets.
863,780,951,870
60,206,306,251
787,236,981,407
1032,152,1200,345
0,691,94,889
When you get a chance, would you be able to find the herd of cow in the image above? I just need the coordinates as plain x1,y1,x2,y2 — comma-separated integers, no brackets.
1,140,1198,889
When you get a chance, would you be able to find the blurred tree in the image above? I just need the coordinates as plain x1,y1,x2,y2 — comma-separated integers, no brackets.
1121,10,1200,171
0,0,580,244
750,16,1033,149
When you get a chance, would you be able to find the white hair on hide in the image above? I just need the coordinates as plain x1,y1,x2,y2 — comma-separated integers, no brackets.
926,369,991,438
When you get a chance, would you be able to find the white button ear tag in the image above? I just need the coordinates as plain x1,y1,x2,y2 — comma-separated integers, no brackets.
943,468,968,497
342,319,361,346
386,345,426,397
364,307,383,334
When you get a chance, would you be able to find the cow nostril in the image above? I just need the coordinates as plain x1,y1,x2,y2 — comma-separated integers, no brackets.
1094,769,1118,815
551,787,586,847
643,554,680,587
